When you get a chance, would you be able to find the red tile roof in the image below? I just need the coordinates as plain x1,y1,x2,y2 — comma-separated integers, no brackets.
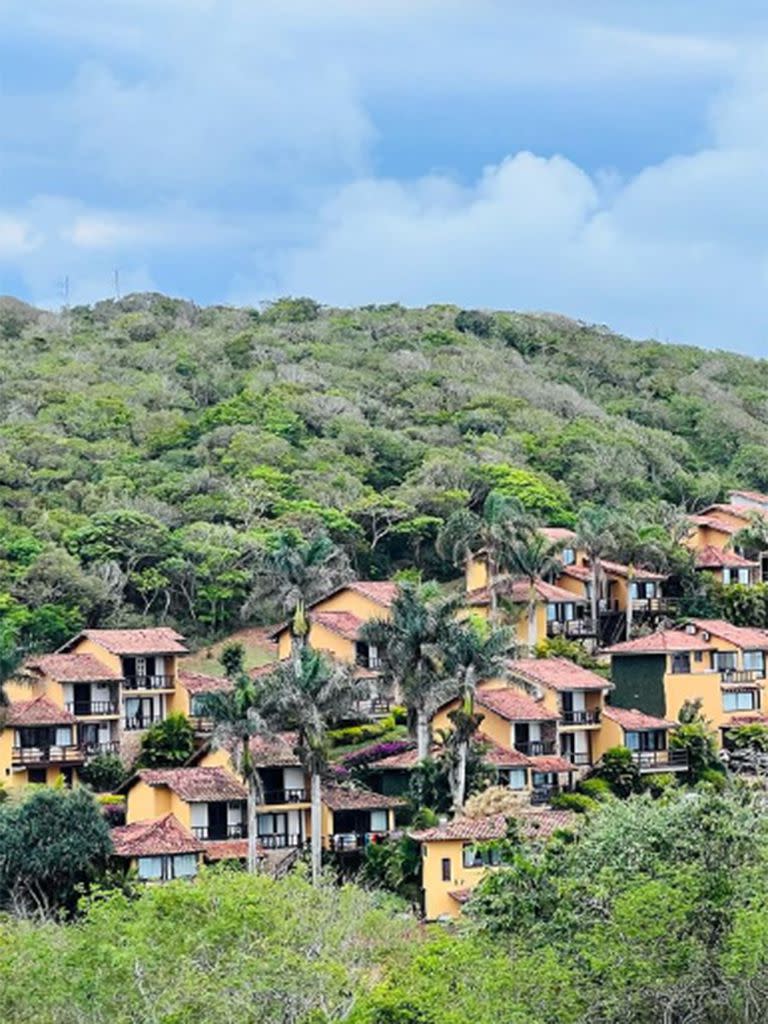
60,627,188,655
321,784,404,811
694,546,758,570
6,696,77,726
562,561,665,582
516,807,576,839
540,527,577,544
111,814,203,858
467,577,586,607
179,671,233,695
249,732,302,768
412,809,575,843
347,580,399,606
688,515,738,535
24,653,121,683
605,630,712,655
202,839,250,861
727,713,768,726
507,657,610,692
475,688,558,722
137,767,247,802
687,619,768,651
729,489,768,507
699,503,753,521
368,733,529,770
603,705,676,730
528,755,576,774
312,610,364,641
448,887,473,904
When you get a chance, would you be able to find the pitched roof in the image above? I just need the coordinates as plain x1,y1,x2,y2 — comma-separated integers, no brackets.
688,515,738,535
528,754,576,773
111,814,203,857
605,629,712,655
467,577,586,607
540,527,577,544
6,695,77,726
730,489,768,507
507,657,611,692
137,767,247,802
249,732,302,767
321,784,404,811
346,580,399,606
561,560,665,582
687,619,768,651
699,503,753,521
448,887,473,904
368,733,529,770
178,671,233,695
516,807,576,839
312,610,364,641
475,688,558,722
24,653,121,683
412,809,575,843
603,705,676,730
694,546,758,570
726,713,768,726
202,839,250,861
60,627,188,655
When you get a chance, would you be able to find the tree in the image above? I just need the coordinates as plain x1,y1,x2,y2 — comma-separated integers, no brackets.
507,527,562,652
220,640,245,678
610,514,675,637
440,618,512,811
575,507,619,628
361,582,461,760
670,699,723,783
264,648,359,885
137,713,195,769
592,746,643,798
79,754,128,793
198,672,277,874
0,786,112,917
437,491,530,621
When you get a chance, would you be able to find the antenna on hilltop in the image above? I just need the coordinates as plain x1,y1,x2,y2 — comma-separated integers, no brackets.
114,268,121,301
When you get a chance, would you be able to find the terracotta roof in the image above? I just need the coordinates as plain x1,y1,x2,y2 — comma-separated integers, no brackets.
249,732,302,767
507,657,610,693
605,630,712,655
368,733,529,770
412,809,575,843
603,705,676,730
528,754,576,774
686,619,768,651
60,627,187,655
699,503,753,521
202,839,250,861
516,807,576,839
475,688,558,722
540,527,577,544
561,561,665,582
448,888,473,904
467,577,586,607
346,580,398,606
726,713,768,726
321,784,404,811
111,814,203,858
137,767,247,802
6,696,77,726
179,671,233,695
312,610,364,641
24,653,121,683
730,489,768,507
688,515,738,535
694,546,758,570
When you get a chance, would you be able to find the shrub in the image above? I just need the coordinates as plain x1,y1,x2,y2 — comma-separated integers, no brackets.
80,754,128,793
342,740,413,769
577,777,612,801
391,706,408,725
454,309,493,337
261,296,320,323
549,792,597,814
642,773,678,798
137,713,195,768
592,747,643,799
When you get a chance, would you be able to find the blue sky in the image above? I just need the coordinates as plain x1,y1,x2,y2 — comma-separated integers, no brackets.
1,1,768,350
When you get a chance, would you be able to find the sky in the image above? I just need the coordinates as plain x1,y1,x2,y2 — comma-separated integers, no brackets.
1,1,768,350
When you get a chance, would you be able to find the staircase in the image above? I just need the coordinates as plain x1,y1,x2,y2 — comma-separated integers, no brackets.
598,611,626,649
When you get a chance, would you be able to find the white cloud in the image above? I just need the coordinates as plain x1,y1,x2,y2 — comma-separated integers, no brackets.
0,216,38,256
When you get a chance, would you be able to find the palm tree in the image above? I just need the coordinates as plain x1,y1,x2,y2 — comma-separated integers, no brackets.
610,515,671,638
264,648,359,885
507,527,562,652
575,507,618,630
437,491,531,622
441,619,513,812
360,582,461,761
250,532,351,669
198,672,275,874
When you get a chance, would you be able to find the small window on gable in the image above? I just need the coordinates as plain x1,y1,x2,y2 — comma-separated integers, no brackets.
694,651,703,662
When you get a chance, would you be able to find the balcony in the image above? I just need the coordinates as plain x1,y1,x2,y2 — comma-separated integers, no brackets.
562,751,592,767
189,716,214,734
560,709,601,726
123,675,175,691
720,669,763,686
350,697,392,719
630,748,688,772
531,784,561,805
262,788,308,805
83,740,120,757
631,597,677,615
547,619,596,639
123,716,159,732
192,823,247,841
12,745,86,765
65,700,119,717
328,831,390,852
258,833,303,849
515,740,557,756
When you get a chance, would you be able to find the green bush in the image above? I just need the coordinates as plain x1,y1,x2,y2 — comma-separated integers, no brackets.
577,777,612,801
79,754,128,793
549,792,597,814
454,309,492,337
391,706,407,725
642,772,678,798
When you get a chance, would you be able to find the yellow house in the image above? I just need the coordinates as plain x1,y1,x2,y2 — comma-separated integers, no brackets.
686,514,740,552
111,812,204,881
593,705,687,773
0,696,83,788
171,670,234,732
606,619,768,745
320,785,403,852
412,808,575,919
556,559,668,620
505,657,612,768
694,546,759,586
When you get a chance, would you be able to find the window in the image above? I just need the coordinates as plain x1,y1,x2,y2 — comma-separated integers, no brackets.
744,651,765,675
625,731,640,751
630,582,639,600
55,727,72,747
369,810,388,833
723,691,757,712
546,603,557,621
714,651,738,671
27,768,46,785
739,568,751,585
671,653,691,674
462,845,501,869
562,548,575,565
647,582,657,598
506,769,527,791
138,856,163,880
172,855,198,878
441,858,451,882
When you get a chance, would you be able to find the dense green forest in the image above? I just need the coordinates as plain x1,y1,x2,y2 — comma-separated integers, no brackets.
2,783,768,1024
3,291,768,654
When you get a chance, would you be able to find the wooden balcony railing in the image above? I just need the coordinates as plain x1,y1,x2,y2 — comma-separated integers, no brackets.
12,745,86,765
123,675,175,691
83,740,120,757
631,597,677,615
547,619,596,639
123,716,159,731
631,748,688,771
531,785,560,805
515,741,557,757
258,833,303,849
192,823,247,840
263,788,307,805
328,831,390,852
65,701,119,716
560,709,601,726
720,669,762,686
563,751,592,766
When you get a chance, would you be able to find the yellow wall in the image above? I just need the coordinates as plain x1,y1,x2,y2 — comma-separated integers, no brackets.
276,586,393,661
555,574,588,599
68,636,124,675
592,717,624,760
465,556,489,593
420,838,490,919
687,526,731,551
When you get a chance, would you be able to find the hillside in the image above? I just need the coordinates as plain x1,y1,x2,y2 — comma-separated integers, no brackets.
2,292,767,653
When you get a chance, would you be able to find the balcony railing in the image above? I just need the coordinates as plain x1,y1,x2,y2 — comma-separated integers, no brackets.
328,831,390,852
631,597,676,615
562,751,592,766
12,745,86,765
547,619,596,639
560,709,601,726
189,716,214,733
123,716,158,732
515,740,557,756
263,788,307,804
351,697,392,719
65,700,119,716
630,748,688,771
720,669,762,686
258,833,303,849
83,740,120,757
531,785,560,805
355,653,382,671
192,823,247,840
123,675,175,691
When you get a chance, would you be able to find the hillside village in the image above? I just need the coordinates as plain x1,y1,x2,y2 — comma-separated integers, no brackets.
6,483,768,919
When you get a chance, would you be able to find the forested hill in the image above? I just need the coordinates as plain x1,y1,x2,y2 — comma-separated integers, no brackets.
2,291,768,649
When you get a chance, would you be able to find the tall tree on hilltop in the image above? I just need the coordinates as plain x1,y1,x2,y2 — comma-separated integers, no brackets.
361,582,461,760
264,649,359,885
437,491,532,622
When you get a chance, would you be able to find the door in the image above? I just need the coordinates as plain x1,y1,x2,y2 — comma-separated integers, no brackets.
73,683,91,716
207,802,228,841
125,697,154,729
